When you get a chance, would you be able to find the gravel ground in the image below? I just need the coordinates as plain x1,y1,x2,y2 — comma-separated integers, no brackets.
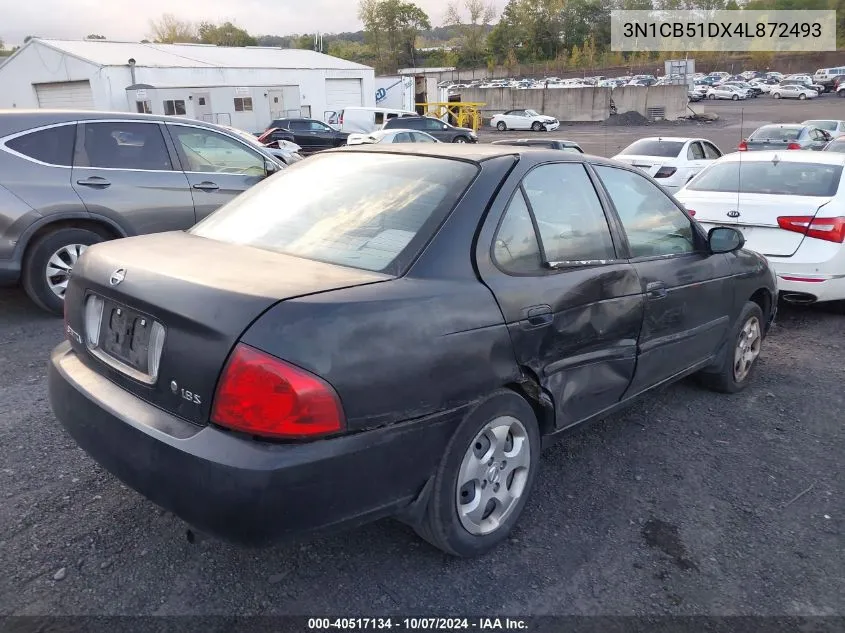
1,95,844,616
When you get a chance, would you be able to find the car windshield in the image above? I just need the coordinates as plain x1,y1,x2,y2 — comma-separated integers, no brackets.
189,153,478,274
619,139,684,157
686,161,843,196
749,127,803,141
804,120,837,131
525,109,540,116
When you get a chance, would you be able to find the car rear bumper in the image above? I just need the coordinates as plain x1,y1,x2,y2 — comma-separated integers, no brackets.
48,341,461,545
767,250,845,302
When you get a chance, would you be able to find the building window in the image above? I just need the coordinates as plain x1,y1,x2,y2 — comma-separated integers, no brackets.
163,100,186,116
136,100,152,114
234,97,253,112
198,97,206,106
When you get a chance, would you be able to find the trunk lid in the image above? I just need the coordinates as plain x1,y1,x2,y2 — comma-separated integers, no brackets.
613,155,674,178
677,190,833,256
746,138,799,151
65,231,391,425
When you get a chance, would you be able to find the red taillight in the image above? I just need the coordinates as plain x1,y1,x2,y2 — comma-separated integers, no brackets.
686,209,696,217
786,142,801,149
738,140,748,151
211,343,345,439
654,166,677,178
777,215,845,243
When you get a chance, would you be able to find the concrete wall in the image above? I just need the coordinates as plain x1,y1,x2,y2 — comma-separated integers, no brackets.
457,84,687,122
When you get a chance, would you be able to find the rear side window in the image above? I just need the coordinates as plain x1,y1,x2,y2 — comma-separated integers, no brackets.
5,124,76,166
190,153,478,275
493,191,543,274
686,161,843,197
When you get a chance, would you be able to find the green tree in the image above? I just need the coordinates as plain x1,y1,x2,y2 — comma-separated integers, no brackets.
445,0,496,68
197,21,257,47
359,0,431,72
148,14,197,43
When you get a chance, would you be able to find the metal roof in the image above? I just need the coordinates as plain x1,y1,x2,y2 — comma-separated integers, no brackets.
33,39,372,71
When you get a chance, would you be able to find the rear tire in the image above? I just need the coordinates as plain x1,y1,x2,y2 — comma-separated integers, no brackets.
414,389,540,557
496,121,507,131
708,94,716,99
773,92,781,99
22,227,106,316
732,94,739,100
698,301,764,394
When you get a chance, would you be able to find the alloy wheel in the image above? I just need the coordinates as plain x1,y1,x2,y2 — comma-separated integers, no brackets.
734,316,762,382
45,244,88,299
456,416,531,536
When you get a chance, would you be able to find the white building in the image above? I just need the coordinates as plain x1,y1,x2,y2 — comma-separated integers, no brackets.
0,38,375,131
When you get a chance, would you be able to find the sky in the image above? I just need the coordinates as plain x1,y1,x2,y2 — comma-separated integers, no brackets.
0,0,496,47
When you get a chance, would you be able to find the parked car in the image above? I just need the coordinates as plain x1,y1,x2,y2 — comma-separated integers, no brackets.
801,119,845,138
332,106,418,134
812,66,845,89
707,85,747,100
749,77,779,93
723,81,760,97
490,109,560,132
49,144,776,557
821,73,845,93
676,151,845,304
738,124,832,151
490,138,583,152
823,138,845,153
221,125,302,165
770,84,818,100
780,79,825,95
612,137,723,193
346,129,439,145
835,76,845,96
264,118,349,154
0,110,284,314
381,116,477,143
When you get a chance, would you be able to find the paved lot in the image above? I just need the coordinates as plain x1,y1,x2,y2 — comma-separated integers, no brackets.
1,95,844,616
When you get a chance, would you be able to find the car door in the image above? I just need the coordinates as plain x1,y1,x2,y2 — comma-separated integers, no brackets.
307,120,342,149
685,141,709,182
475,160,645,429
810,129,831,150
410,132,437,143
423,117,450,141
72,120,196,235
165,123,269,222
593,164,735,396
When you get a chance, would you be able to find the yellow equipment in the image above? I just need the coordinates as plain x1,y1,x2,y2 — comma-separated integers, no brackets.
415,102,486,133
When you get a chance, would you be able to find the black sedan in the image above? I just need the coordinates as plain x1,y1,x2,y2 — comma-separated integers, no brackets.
49,145,777,557
261,118,349,153
382,116,478,143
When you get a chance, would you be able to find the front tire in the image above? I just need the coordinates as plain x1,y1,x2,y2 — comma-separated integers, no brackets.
708,93,716,99
453,136,468,143
732,94,739,100
496,121,507,131
531,121,543,131
22,227,106,316
799,93,807,100
414,389,540,557
698,301,764,394
773,92,781,99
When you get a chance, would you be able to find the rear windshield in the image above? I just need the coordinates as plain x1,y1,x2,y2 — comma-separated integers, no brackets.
189,152,478,274
619,140,683,157
686,161,843,196
749,127,802,141
804,120,837,131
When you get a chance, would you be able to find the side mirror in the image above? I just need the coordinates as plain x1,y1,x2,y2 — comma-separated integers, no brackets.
264,159,281,175
708,226,744,254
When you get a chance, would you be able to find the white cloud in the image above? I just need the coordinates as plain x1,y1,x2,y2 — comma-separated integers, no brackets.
0,0,491,46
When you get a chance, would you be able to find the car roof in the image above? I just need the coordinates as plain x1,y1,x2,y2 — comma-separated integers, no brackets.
716,150,845,165
0,109,230,137
328,143,614,165
624,136,701,142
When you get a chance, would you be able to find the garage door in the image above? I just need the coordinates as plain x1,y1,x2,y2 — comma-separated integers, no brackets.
34,81,95,110
325,79,363,112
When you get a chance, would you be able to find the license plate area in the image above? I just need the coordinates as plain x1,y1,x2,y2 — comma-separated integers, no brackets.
100,301,151,374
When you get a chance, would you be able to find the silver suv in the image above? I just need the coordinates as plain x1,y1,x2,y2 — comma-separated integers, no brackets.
0,111,285,314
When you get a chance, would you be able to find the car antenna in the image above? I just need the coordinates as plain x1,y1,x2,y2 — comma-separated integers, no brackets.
737,107,743,215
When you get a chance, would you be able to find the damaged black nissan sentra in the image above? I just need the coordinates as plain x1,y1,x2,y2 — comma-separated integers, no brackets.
49,145,777,557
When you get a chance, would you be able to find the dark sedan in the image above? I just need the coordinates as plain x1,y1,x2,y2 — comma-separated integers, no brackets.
49,145,777,557
491,138,583,152
382,116,477,143
262,118,348,153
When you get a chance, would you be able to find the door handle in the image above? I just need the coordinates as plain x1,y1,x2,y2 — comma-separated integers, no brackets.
193,182,219,191
646,281,668,300
76,177,111,188
523,305,553,327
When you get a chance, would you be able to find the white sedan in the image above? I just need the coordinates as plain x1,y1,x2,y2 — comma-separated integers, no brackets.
771,84,817,99
676,151,845,304
346,129,439,145
706,85,747,100
490,109,560,132
611,137,723,193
